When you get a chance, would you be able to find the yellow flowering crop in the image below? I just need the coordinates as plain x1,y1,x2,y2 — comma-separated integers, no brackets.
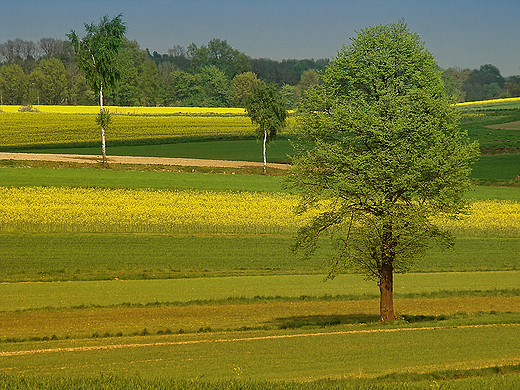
0,113,256,148
1,186,518,236
435,200,520,236
456,97,520,107
0,187,307,234
0,105,246,115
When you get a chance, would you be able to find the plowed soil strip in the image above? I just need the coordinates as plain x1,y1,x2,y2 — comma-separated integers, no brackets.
2,323,517,357
0,152,290,169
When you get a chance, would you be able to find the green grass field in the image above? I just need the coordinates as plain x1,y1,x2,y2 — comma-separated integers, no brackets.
1,103,520,387
0,234,518,283
19,137,295,164
3,159,520,197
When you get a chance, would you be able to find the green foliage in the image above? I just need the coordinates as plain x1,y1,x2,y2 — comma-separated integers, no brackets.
95,108,112,130
289,21,479,285
462,64,507,101
246,82,288,171
67,14,127,96
30,58,68,104
188,38,250,79
0,64,27,104
294,69,319,104
246,82,288,143
233,71,261,107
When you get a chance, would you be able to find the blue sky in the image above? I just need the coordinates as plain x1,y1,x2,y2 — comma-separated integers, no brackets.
1,0,519,76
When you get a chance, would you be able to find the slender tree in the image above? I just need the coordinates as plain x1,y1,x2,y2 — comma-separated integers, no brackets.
287,20,479,321
67,14,127,166
245,82,287,173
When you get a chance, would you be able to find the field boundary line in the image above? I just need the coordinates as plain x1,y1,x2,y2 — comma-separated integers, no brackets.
1,323,518,357
0,152,290,169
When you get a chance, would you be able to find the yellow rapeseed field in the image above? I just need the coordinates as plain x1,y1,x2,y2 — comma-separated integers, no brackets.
434,199,520,236
0,105,246,115
0,186,519,236
0,187,307,234
0,113,256,147
456,96,520,107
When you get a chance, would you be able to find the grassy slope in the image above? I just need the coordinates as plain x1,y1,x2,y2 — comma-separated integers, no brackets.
2,272,519,312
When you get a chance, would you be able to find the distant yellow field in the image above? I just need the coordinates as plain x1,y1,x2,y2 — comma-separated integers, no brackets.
0,105,246,115
456,97,520,107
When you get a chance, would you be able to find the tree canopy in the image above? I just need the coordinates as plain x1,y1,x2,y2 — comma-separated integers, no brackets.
67,14,127,99
287,20,479,321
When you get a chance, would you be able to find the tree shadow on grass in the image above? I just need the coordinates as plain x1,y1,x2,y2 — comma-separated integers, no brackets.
272,314,380,329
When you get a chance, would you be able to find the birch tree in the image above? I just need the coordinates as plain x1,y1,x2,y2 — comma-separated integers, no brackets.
287,20,479,321
245,82,287,173
67,14,127,166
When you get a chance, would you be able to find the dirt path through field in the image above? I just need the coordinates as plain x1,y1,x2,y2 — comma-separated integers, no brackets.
0,152,290,170
2,323,518,357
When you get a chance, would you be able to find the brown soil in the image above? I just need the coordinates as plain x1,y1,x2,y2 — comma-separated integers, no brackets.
0,152,290,170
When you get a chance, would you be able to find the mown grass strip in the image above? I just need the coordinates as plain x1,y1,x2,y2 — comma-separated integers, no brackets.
1,272,519,312
0,324,518,382
0,234,519,283
5,157,520,196
0,163,288,192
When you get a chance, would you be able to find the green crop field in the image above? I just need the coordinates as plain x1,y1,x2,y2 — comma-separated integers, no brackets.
1,103,520,388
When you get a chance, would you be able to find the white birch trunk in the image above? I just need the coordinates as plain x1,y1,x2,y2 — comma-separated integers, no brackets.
263,129,267,174
99,83,107,167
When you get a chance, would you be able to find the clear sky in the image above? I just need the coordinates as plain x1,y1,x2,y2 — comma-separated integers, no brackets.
1,0,519,76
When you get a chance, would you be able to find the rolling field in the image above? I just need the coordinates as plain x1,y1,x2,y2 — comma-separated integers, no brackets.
1,103,520,388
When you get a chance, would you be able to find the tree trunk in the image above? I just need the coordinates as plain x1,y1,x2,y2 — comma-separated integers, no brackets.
262,128,267,174
379,262,395,321
380,220,396,321
99,84,107,168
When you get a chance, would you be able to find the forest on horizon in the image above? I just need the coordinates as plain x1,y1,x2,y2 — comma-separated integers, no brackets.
1,36,519,107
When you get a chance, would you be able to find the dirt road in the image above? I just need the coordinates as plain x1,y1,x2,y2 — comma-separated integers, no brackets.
0,152,290,170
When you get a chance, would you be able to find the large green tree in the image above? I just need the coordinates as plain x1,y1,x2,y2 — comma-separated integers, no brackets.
233,71,261,107
0,64,27,104
67,14,127,166
30,58,68,104
188,38,250,79
462,64,505,101
287,21,479,321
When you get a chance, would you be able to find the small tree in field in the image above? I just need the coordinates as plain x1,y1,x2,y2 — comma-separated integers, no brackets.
245,82,287,173
287,20,479,321
67,14,127,167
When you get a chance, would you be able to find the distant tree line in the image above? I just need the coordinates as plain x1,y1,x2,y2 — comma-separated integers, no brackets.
1,37,519,107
